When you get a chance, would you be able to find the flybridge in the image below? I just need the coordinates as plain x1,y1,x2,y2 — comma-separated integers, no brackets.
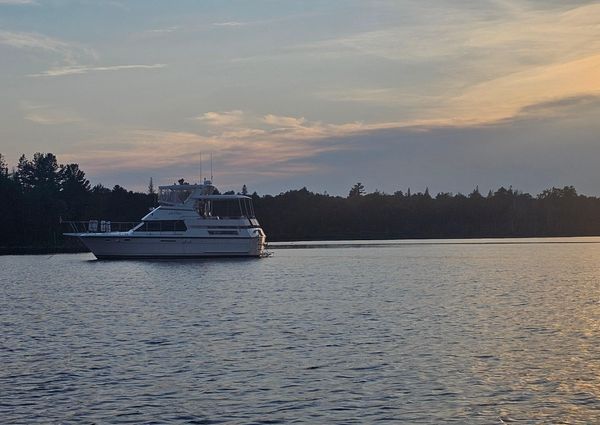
158,182,214,206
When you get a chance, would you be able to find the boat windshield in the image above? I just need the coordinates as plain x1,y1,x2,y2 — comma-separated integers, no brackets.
159,187,193,204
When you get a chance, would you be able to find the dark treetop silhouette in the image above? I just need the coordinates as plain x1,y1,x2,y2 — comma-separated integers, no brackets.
1,152,600,253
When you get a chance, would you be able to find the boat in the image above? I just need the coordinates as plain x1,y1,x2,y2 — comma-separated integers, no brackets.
63,179,267,259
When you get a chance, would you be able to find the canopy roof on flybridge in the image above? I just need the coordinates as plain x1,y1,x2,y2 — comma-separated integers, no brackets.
158,184,209,190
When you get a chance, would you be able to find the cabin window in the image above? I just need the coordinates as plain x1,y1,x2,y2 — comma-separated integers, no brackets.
208,230,239,235
207,198,256,219
211,200,241,218
134,220,187,232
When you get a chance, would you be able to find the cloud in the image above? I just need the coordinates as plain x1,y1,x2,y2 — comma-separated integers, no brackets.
211,14,315,28
28,63,167,77
263,114,306,128
212,21,247,27
63,110,410,183
0,30,94,65
146,26,179,34
59,92,600,193
194,110,245,127
132,26,180,40
302,3,600,64
446,54,600,122
0,0,37,4
60,114,336,177
258,94,600,196
61,130,216,172
21,102,83,125
0,30,165,78
317,88,396,103
298,2,600,123
518,94,600,118
6,2,600,194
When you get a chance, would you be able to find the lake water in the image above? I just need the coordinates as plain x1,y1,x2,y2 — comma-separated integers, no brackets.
2,238,600,423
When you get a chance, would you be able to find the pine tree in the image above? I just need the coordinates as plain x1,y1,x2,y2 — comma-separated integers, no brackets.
59,163,91,220
0,153,7,178
348,182,365,198
148,177,155,195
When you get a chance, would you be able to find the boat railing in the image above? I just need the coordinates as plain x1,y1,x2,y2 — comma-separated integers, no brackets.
61,220,139,233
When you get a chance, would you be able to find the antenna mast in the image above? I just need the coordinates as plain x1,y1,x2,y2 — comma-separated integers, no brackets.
199,152,203,183
210,152,214,182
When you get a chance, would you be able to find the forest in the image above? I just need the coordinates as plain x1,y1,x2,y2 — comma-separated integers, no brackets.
1,152,600,253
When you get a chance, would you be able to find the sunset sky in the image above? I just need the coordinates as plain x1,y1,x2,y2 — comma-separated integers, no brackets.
1,0,599,195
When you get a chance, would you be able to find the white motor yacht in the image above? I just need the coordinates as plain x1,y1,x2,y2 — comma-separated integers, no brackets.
64,180,267,259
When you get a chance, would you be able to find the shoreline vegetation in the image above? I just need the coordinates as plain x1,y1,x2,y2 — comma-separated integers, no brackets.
1,152,600,255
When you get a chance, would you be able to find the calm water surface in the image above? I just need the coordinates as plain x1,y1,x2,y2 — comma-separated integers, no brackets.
2,238,600,423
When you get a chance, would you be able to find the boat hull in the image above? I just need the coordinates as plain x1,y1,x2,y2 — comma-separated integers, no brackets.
72,234,266,259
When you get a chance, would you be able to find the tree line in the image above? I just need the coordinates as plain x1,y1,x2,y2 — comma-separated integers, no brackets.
0,153,154,251
1,152,600,252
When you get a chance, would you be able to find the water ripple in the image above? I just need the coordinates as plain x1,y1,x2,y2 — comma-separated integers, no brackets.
2,239,600,423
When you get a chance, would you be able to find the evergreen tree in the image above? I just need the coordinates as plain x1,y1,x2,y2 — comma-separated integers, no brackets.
348,182,365,198
60,163,90,193
469,185,483,199
59,163,91,220
17,153,60,192
148,177,155,195
147,177,157,206
16,154,32,189
0,153,7,178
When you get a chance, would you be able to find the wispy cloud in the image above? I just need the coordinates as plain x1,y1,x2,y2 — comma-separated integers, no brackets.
0,0,37,4
146,26,179,34
132,26,180,39
29,63,167,77
518,94,600,119
298,3,600,123
194,110,245,127
0,30,94,65
212,21,247,27
446,54,600,123
68,111,406,178
315,88,441,108
0,29,165,78
263,114,306,128
60,91,600,192
21,102,83,125
210,12,319,30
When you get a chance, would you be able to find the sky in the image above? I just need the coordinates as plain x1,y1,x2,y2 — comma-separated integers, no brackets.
1,0,599,196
